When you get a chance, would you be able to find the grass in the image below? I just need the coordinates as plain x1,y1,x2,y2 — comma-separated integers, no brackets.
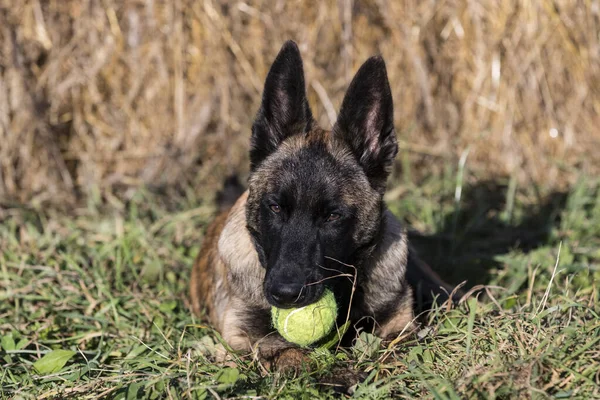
1,172,599,399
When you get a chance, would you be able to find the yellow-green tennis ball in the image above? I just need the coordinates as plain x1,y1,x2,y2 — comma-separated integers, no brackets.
271,289,337,347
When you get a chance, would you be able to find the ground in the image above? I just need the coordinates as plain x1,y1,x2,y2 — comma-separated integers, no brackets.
1,170,599,399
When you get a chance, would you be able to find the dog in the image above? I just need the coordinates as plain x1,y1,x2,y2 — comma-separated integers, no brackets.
190,40,456,368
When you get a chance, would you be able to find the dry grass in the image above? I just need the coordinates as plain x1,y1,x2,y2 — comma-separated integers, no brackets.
1,0,599,207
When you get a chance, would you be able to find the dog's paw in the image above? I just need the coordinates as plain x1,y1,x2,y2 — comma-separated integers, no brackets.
273,348,311,374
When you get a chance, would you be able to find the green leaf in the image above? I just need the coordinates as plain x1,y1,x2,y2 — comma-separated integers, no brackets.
16,338,28,350
465,297,477,356
62,364,92,382
125,345,147,359
215,367,240,384
503,297,517,309
422,349,435,363
159,300,177,313
193,389,208,400
353,331,382,358
33,349,77,374
407,345,423,364
1,333,16,351
126,382,143,400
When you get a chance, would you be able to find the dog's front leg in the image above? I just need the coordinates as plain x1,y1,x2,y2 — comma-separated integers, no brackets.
259,343,310,373
374,292,416,338
219,298,310,372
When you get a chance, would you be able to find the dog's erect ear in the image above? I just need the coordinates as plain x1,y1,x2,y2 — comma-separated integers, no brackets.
334,56,398,194
250,41,313,170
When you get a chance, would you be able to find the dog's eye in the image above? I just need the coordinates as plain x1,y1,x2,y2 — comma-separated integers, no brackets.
269,204,281,213
326,212,341,222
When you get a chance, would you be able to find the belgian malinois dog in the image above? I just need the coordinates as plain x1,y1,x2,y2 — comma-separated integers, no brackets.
191,41,455,368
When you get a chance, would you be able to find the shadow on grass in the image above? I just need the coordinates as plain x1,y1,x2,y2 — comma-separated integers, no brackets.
407,180,568,290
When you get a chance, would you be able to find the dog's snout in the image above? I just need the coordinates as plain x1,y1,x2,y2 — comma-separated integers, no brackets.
270,283,304,307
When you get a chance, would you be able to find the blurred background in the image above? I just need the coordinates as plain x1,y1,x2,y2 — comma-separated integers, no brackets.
0,0,598,208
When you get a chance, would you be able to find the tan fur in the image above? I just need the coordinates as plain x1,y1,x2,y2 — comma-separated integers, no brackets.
190,210,229,320
361,211,410,314
376,296,415,338
192,193,259,352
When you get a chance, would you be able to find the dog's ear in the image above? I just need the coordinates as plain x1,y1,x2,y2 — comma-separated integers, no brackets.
250,41,313,170
334,56,398,194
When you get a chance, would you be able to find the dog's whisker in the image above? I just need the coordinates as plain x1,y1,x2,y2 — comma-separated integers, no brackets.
304,275,353,287
316,263,348,275
324,255,357,268
292,285,306,304
314,264,355,287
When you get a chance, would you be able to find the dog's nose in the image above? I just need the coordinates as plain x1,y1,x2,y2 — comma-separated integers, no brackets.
270,283,304,306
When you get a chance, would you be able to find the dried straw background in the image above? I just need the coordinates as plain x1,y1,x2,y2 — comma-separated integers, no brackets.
1,0,599,207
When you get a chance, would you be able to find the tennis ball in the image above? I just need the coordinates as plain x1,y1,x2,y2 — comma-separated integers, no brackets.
271,289,337,347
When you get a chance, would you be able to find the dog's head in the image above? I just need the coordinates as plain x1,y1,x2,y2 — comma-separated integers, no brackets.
246,41,398,309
